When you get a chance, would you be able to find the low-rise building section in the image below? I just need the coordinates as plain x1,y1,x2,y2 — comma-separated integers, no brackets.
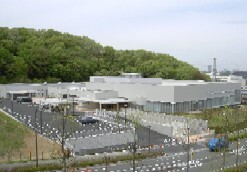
0,73,241,113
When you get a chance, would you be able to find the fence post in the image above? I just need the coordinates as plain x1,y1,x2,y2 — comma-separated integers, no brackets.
29,152,31,161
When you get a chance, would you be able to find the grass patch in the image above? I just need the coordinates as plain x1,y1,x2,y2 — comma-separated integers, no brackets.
176,106,247,134
229,133,247,142
0,164,62,172
0,152,162,172
0,111,29,158
225,162,247,172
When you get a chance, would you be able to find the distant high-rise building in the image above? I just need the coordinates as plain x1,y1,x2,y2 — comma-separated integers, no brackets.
208,65,212,73
212,58,217,82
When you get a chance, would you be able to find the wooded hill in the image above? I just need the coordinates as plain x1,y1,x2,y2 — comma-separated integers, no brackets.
0,27,209,83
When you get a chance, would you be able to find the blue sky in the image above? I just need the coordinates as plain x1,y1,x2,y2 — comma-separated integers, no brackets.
1,0,247,71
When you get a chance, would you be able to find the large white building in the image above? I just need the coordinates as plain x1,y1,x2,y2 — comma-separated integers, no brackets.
86,73,241,113
0,73,241,113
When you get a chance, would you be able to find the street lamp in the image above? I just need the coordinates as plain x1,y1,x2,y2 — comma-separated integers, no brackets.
129,142,137,172
186,126,190,172
222,111,228,171
124,104,128,129
34,107,39,167
61,105,70,172
72,96,75,116
104,155,110,172
11,100,13,116
40,110,43,135
147,126,151,156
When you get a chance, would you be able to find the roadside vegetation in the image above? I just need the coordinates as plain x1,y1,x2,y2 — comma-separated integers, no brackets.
177,105,247,134
0,153,162,172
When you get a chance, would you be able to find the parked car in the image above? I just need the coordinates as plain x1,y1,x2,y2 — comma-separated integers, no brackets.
208,137,229,151
16,97,32,104
79,116,99,124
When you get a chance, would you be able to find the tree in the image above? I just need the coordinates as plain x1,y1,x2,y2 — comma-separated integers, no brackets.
129,112,142,172
0,27,209,83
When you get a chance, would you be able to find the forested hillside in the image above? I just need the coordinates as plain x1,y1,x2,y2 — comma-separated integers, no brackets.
0,27,208,83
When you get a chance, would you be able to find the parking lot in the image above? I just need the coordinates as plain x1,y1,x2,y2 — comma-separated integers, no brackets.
1,99,182,155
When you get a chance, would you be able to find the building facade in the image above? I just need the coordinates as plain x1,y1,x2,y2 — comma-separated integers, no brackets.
86,73,241,113
0,73,241,114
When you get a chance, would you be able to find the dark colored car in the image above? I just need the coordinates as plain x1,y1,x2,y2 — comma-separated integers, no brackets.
16,97,32,104
79,116,99,124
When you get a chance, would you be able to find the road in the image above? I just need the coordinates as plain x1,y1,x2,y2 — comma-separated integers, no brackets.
77,139,247,172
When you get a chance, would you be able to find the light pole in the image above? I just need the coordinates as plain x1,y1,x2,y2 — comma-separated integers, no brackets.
186,126,190,172
40,110,43,135
72,96,75,116
11,100,13,116
222,110,228,171
104,156,110,172
61,105,69,172
124,104,128,129
232,105,240,169
34,108,39,167
147,126,151,156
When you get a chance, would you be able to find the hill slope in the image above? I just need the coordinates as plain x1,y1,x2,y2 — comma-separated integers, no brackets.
0,111,61,163
0,27,208,83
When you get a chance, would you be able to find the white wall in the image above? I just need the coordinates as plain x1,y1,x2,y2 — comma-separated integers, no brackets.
86,81,240,103
85,82,175,102
94,91,118,100
90,76,162,84
174,82,240,102
0,85,6,98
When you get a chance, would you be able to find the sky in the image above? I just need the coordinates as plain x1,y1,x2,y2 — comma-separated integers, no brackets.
1,0,247,71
